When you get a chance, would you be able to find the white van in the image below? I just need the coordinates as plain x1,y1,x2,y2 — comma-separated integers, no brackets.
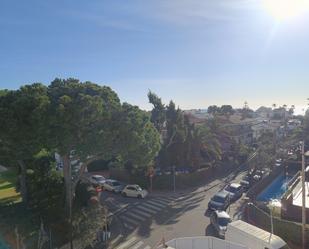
225,220,290,249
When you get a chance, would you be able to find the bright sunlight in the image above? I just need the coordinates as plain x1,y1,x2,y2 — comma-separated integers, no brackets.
263,0,309,21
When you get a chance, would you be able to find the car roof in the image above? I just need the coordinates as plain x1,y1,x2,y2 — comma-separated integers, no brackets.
215,210,230,219
126,184,140,188
106,179,120,183
215,191,229,198
230,183,241,188
92,174,104,178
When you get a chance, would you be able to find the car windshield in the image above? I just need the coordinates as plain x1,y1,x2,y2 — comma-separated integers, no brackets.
212,195,225,203
218,217,230,227
226,186,237,193
136,186,142,191
112,182,120,186
94,176,104,181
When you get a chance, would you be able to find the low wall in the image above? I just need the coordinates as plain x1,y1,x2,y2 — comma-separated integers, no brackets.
282,190,309,223
109,167,215,190
245,203,309,247
109,162,242,190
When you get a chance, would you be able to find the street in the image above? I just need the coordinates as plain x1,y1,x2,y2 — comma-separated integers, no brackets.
105,169,247,249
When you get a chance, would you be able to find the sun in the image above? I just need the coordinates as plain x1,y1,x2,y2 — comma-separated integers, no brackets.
262,0,309,21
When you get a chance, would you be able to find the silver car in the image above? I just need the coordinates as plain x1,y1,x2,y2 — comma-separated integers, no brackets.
103,180,124,193
210,210,231,238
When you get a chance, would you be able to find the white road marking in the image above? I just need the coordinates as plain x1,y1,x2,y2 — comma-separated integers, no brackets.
141,203,162,211
126,212,146,222
153,198,170,205
131,208,152,218
131,241,144,249
146,200,167,208
137,205,157,214
115,236,137,249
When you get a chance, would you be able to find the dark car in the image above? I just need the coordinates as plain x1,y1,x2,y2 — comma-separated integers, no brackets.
208,191,230,211
240,179,250,191
224,183,243,202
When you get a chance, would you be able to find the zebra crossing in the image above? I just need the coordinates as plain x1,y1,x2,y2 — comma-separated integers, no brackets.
114,236,152,249
118,196,175,232
112,196,175,249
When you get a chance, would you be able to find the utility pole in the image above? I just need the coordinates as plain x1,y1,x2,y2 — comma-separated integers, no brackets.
301,141,306,249
269,206,274,243
172,165,176,193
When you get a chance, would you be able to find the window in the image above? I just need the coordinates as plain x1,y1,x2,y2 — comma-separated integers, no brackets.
212,195,225,203
218,217,231,226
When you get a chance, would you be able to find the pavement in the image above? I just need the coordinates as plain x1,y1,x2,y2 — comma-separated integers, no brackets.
102,167,249,249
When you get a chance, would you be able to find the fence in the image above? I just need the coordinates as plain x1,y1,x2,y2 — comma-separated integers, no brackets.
245,203,309,247
158,236,248,249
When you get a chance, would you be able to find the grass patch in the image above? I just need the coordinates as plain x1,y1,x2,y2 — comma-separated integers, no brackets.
0,170,38,248
0,169,21,205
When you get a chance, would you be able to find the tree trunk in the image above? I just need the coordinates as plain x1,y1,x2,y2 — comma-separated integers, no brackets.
62,154,72,217
17,160,27,206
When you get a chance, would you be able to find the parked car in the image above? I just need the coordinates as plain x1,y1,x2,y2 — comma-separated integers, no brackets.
208,191,230,211
240,179,250,191
89,174,106,187
175,167,192,174
121,184,148,198
276,158,282,163
103,180,124,193
224,183,243,202
210,210,231,238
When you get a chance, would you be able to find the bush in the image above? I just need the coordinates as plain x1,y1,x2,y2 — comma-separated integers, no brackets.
75,181,97,207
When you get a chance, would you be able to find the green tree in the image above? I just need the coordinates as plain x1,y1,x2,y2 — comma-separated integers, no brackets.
46,78,122,212
0,84,49,205
207,105,220,115
26,150,64,223
303,110,309,144
115,103,161,171
147,91,166,133
198,124,222,165
220,105,234,116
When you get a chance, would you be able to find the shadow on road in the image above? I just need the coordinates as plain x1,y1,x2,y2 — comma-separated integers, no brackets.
205,224,216,237
204,209,212,217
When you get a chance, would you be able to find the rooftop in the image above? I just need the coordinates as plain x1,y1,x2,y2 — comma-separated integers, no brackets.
292,178,309,208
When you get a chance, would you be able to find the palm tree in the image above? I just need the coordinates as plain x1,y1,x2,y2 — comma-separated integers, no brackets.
198,119,223,165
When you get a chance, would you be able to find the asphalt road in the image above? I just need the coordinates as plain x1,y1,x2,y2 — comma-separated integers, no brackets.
104,169,248,249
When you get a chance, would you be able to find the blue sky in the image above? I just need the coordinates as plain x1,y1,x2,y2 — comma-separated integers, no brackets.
0,0,309,113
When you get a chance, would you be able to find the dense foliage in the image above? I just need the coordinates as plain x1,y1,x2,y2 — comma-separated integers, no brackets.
148,92,225,171
0,79,161,248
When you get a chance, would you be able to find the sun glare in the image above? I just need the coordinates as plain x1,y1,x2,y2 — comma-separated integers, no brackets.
263,0,309,21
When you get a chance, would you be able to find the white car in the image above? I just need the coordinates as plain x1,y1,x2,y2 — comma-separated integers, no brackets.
121,184,148,198
89,174,106,187
103,180,124,193
210,210,231,238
